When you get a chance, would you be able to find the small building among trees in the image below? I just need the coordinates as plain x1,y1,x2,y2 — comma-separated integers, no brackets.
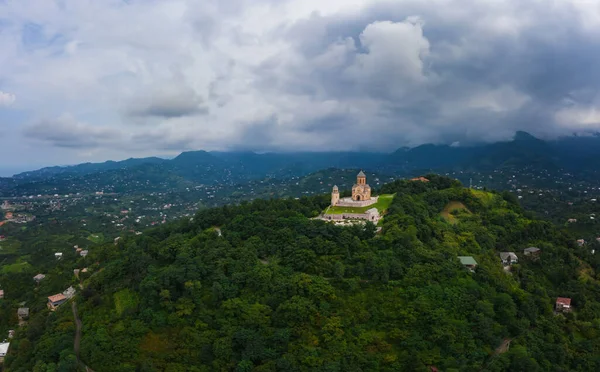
499,252,518,266
458,256,478,272
524,247,541,257
47,294,67,311
556,297,572,313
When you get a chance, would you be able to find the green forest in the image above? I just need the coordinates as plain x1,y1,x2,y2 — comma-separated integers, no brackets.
4,175,600,371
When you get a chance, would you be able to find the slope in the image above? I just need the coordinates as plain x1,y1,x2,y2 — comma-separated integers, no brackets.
6,175,600,371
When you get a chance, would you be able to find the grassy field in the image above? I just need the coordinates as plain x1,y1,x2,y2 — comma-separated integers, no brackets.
114,288,140,316
0,239,21,256
326,194,395,215
471,189,496,206
440,201,471,224
87,233,105,244
1,259,32,274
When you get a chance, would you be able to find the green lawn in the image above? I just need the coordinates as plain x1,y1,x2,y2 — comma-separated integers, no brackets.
1,260,32,274
326,194,395,215
87,233,105,244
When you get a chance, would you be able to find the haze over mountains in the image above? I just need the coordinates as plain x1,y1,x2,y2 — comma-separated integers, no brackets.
7,132,600,186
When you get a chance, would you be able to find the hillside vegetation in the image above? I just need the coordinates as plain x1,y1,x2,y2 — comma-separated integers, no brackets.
5,175,600,371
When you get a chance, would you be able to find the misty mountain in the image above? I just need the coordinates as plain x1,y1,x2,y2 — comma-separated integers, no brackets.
9,132,600,195
13,157,168,181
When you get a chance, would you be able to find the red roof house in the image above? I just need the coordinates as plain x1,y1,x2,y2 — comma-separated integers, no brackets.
47,294,67,310
556,297,572,312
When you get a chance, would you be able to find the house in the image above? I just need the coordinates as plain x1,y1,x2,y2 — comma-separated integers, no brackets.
80,250,89,257
458,256,478,272
33,273,46,282
55,252,63,260
74,269,80,277
17,307,29,320
410,177,430,182
63,286,76,299
0,235,5,241
8,330,14,339
524,247,541,257
567,218,577,223
47,294,67,310
500,252,518,265
0,289,4,299
577,239,585,247
0,342,9,361
555,297,572,312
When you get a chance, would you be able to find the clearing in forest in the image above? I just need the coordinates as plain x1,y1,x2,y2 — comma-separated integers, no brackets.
1,260,32,274
326,194,395,215
87,233,104,244
440,201,471,224
470,189,496,206
114,288,140,316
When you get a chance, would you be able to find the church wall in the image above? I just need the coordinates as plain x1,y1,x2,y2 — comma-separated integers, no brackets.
336,196,378,207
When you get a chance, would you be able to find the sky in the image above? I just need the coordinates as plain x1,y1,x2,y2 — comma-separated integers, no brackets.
2,0,600,174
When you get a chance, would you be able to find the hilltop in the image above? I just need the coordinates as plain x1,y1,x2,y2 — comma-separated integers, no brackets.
4,175,600,371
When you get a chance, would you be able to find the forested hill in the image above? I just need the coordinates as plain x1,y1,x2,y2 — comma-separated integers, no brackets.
5,176,600,371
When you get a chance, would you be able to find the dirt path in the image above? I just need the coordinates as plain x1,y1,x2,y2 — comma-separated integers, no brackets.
72,301,94,372
479,338,512,371
494,338,512,355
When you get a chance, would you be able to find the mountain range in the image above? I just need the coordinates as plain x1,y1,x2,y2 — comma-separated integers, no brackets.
4,132,600,195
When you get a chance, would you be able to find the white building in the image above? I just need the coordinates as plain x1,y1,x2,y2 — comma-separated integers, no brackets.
499,252,518,266
0,342,9,359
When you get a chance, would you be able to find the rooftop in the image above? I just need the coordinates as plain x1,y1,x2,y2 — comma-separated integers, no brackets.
357,170,366,177
17,307,29,316
556,297,572,306
48,294,67,303
500,252,518,260
0,342,9,355
458,256,478,266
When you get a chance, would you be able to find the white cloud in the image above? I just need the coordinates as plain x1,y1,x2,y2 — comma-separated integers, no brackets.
555,106,600,128
1,0,600,163
0,91,16,106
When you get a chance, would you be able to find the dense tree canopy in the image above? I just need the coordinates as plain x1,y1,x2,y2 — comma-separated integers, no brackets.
4,176,600,371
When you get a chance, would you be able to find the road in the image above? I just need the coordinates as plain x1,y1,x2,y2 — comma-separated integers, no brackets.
72,301,94,372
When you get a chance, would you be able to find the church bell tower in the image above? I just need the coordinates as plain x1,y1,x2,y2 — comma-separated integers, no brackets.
331,185,339,206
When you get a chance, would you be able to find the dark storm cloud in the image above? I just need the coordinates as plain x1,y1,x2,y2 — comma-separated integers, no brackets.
7,0,600,161
255,0,600,147
126,84,209,119
23,115,121,148
131,131,196,151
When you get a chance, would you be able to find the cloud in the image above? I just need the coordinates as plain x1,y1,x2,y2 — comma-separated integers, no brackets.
0,91,16,106
126,83,209,119
23,114,122,148
3,0,600,164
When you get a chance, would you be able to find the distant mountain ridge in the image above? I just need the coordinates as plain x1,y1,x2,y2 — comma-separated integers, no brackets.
9,132,600,193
